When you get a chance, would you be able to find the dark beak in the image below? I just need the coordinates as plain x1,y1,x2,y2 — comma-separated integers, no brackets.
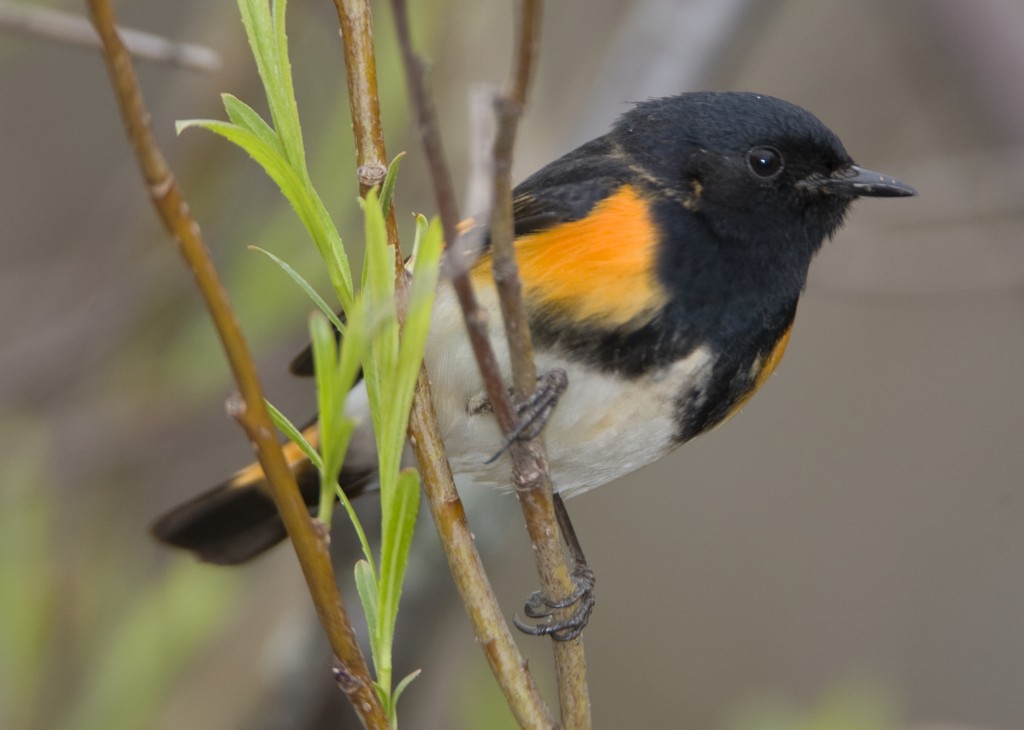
800,164,917,198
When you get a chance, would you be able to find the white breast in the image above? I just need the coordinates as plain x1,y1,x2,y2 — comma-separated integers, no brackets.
421,284,715,497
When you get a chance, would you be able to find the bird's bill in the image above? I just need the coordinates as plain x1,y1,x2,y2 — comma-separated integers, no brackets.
800,164,918,198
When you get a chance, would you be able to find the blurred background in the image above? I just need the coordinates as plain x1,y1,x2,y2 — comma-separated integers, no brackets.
2,0,1022,728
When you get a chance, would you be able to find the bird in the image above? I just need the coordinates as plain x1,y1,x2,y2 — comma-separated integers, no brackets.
153,91,915,586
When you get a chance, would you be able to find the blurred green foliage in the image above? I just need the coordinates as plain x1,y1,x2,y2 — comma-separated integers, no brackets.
0,422,240,730
728,683,897,730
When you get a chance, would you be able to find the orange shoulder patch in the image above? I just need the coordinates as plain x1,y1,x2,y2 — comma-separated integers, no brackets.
473,185,668,328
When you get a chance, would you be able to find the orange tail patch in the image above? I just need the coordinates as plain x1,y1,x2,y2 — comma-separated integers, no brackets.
225,422,321,491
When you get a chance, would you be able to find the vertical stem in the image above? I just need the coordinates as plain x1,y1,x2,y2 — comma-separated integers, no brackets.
86,1,386,727
337,0,556,727
333,0,400,256
488,2,591,724
392,0,591,727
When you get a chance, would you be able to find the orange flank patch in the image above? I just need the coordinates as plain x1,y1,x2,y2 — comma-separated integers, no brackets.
755,325,793,390
226,422,320,491
725,324,793,422
473,185,668,328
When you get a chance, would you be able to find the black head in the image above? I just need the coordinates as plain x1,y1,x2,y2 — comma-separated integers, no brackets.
611,92,915,254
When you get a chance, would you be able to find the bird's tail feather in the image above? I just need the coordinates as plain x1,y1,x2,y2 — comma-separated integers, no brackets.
151,425,374,565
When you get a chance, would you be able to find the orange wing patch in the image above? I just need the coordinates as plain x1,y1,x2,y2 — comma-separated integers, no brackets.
473,185,668,328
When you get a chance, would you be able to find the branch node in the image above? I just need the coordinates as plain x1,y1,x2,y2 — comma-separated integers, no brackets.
357,162,387,187
225,391,246,420
149,173,174,199
331,658,362,693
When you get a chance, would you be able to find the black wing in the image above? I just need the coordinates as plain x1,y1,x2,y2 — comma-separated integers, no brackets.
510,134,633,239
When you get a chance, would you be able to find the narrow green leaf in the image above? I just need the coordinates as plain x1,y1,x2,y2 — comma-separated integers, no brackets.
237,0,276,109
353,559,379,658
376,468,421,672
312,298,372,564
179,118,354,311
250,246,345,333
387,217,442,476
335,299,367,404
379,152,405,217
409,213,429,264
221,93,283,157
237,0,281,141
392,668,422,707
309,312,339,525
358,191,401,491
269,0,305,173
177,119,313,229
265,400,323,471
333,477,376,570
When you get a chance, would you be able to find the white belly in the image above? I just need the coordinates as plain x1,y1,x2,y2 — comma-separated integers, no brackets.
421,285,715,497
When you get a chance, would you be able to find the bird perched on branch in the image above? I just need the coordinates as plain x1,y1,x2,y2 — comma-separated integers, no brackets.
153,91,915,636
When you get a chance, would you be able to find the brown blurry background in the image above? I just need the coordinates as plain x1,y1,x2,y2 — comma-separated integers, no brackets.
2,1,1022,728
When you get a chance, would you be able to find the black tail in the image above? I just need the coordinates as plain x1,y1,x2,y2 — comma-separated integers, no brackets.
150,459,321,565
152,422,377,565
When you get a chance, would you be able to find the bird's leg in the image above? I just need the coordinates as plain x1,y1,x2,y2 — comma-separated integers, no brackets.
484,368,569,464
474,367,595,639
513,493,596,641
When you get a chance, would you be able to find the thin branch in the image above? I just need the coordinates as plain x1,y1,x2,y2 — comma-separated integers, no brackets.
332,0,401,260
389,1,560,728
388,0,461,251
4,2,220,71
392,0,593,726
488,2,592,727
85,2,386,728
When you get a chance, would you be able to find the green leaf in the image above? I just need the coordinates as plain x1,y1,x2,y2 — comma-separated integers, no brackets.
353,559,379,655
375,468,421,678
310,302,373,564
409,213,429,264
379,152,405,217
269,0,304,170
380,216,440,511
264,399,322,471
237,0,289,156
385,216,442,487
250,246,345,333
221,93,283,157
310,313,340,525
179,116,354,311
392,668,421,708
179,6,441,718
333,479,375,570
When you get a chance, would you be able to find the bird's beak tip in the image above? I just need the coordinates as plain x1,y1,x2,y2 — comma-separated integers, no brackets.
801,164,917,198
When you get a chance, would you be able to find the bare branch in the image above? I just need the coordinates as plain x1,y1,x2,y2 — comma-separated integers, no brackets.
85,2,385,727
488,2,592,727
3,2,219,71
332,0,402,263
390,1,562,727
393,0,592,726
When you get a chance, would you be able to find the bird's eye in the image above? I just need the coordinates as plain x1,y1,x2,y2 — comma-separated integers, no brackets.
747,146,784,179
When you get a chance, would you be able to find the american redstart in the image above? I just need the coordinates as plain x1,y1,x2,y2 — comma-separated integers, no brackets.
153,91,915,585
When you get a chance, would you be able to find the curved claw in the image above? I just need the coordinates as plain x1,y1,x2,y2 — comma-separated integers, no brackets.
513,589,596,642
485,368,569,464
513,564,596,641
